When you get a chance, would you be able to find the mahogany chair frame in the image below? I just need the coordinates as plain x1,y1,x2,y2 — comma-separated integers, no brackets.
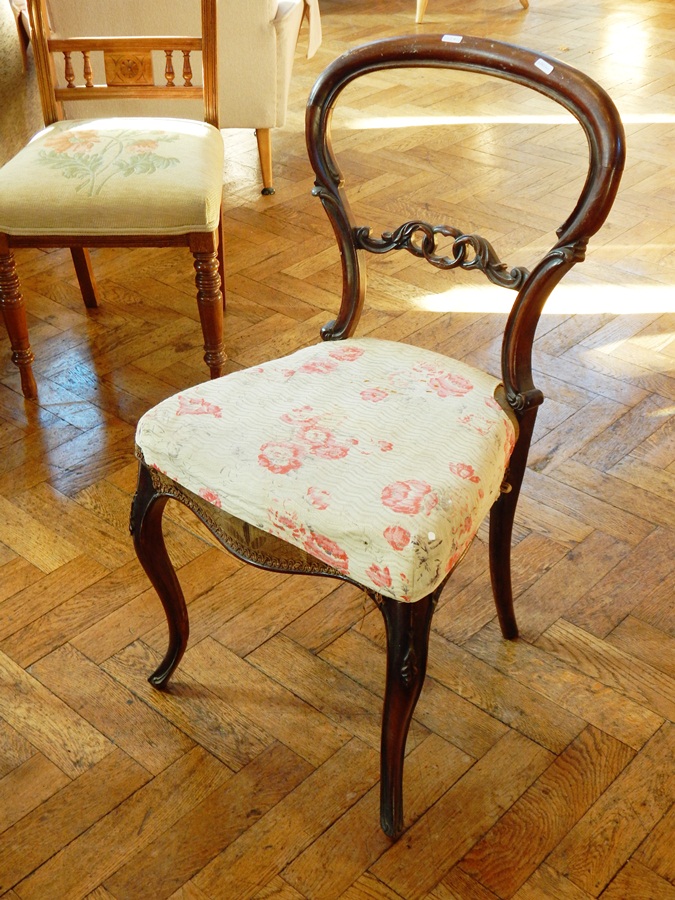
0,0,226,400
131,35,625,839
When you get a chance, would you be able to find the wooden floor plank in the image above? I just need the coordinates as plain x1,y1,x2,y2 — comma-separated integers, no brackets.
192,740,380,900
103,641,274,772
607,615,675,679
32,643,195,775
321,627,508,758
0,718,34,779
15,747,230,900
371,731,553,900
0,0,674,893
0,650,113,779
512,865,595,900
0,752,70,833
104,743,312,900
458,727,634,897
633,803,675,885
466,622,663,751
565,526,675,638
283,734,472,900
427,632,587,754
248,633,428,752
600,860,675,900
0,749,150,895
182,636,351,767
546,724,675,896
0,555,109,643
536,619,675,722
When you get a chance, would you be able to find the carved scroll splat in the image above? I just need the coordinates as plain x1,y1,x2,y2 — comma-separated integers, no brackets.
104,50,154,87
355,220,529,290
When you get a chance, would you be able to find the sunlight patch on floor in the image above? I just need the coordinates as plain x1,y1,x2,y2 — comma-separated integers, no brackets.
414,283,675,315
340,113,675,128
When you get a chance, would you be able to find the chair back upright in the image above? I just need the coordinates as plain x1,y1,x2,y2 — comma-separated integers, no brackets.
27,0,219,128
306,34,626,417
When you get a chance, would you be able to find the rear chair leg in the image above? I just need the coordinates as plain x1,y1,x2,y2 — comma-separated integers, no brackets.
489,406,538,639
217,214,226,312
131,464,189,687
0,246,37,400
70,248,100,309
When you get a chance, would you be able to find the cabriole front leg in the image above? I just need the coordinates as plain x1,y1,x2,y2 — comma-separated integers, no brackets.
378,590,438,839
131,464,189,687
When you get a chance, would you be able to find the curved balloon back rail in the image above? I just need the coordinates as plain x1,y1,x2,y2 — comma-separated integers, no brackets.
306,34,626,410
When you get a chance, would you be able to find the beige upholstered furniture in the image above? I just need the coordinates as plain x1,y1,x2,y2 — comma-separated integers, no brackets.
46,0,322,194
415,0,528,24
0,0,226,399
9,0,30,68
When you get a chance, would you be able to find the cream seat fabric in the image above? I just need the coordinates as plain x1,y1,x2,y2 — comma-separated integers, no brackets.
136,338,516,602
0,118,224,236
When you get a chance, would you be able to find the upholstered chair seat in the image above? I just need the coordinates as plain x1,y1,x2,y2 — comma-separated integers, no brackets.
136,338,517,603
0,118,224,236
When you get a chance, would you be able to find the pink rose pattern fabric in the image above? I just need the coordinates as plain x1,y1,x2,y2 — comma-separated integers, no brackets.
136,338,516,602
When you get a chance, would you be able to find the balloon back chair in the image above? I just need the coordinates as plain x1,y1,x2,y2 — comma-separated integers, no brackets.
0,0,225,400
131,35,625,839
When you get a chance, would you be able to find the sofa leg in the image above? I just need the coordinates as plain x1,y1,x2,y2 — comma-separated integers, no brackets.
415,0,428,23
255,129,275,195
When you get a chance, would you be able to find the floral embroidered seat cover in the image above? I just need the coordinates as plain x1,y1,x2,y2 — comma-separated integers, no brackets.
136,337,516,602
0,119,223,236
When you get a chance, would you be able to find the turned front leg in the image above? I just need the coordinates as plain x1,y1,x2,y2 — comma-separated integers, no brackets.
0,243,37,400
191,231,226,379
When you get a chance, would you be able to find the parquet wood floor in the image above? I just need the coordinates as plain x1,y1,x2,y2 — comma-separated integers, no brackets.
1,0,674,897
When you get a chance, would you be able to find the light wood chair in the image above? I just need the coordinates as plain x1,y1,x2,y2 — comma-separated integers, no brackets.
45,0,323,196
416,0,528,24
0,0,226,400
131,35,625,839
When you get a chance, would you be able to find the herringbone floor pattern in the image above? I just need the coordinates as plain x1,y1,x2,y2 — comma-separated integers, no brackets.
1,0,674,897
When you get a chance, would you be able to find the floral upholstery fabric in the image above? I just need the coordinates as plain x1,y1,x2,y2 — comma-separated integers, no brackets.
135,338,517,602
0,118,224,236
